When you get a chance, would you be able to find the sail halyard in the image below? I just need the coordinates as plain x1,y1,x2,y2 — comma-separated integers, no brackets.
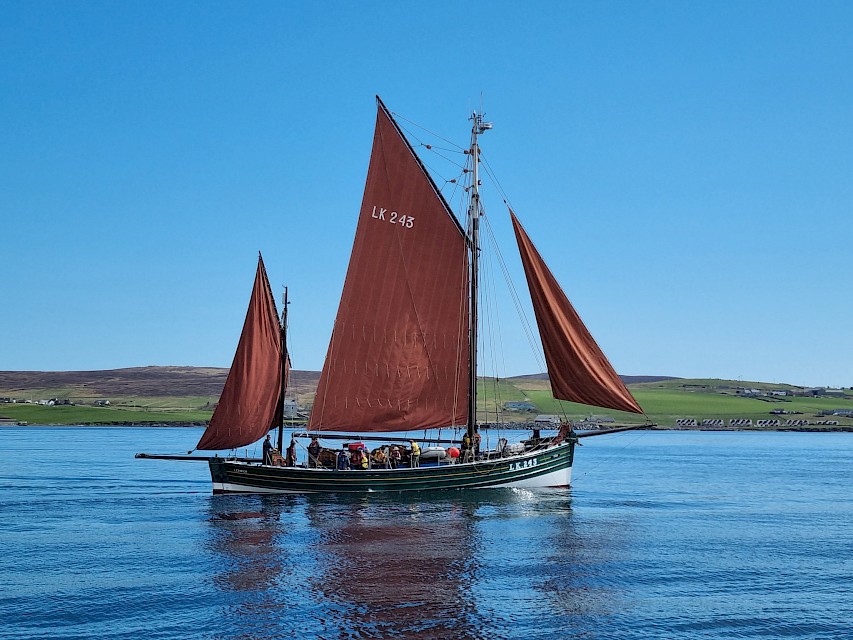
510,210,643,414
307,98,470,433
196,254,284,451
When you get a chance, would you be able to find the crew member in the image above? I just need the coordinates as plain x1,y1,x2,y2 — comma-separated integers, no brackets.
336,448,350,471
409,440,421,468
262,434,273,465
285,438,297,466
351,447,368,470
390,446,402,469
307,437,321,468
461,433,473,463
372,447,387,468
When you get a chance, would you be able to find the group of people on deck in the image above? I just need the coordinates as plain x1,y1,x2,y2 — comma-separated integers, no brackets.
333,440,419,470
262,434,298,466
267,431,482,469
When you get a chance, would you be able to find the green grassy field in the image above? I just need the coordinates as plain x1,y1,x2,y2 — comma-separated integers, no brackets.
0,403,212,425
2,375,850,428
498,378,853,428
476,377,529,418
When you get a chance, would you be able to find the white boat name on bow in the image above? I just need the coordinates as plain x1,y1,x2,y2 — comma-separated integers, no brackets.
509,457,538,472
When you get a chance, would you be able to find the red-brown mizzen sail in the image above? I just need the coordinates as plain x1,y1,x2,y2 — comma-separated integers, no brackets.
510,210,643,414
309,98,469,433
196,255,283,450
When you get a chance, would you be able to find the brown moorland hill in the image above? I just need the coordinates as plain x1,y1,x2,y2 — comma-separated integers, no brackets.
0,367,673,407
0,366,321,399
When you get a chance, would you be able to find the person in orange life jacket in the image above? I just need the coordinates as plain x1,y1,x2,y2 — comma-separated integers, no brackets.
371,447,388,468
473,429,481,459
351,447,368,470
409,440,421,467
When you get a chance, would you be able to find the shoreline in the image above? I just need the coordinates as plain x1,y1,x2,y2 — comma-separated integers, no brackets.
3,422,853,433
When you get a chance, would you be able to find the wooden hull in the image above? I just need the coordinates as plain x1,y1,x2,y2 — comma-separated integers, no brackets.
208,441,574,494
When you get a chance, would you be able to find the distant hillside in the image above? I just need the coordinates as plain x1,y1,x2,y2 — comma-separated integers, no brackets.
2,367,849,428
0,366,320,399
0,367,670,400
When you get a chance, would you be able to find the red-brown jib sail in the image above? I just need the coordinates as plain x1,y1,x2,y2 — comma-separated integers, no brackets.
511,210,643,414
309,98,470,433
196,255,283,450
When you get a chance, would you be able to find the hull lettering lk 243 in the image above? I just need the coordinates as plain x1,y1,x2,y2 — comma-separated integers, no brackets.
509,457,538,472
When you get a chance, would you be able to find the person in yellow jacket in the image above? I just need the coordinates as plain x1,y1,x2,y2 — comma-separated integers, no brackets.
372,447,388,469
351,447,368,470
409,440,421,468
461,434,473,463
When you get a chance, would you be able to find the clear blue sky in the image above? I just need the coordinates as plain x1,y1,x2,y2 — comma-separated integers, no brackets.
2,1,851,388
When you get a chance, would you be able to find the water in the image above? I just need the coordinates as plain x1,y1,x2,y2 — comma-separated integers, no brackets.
1,427,852,639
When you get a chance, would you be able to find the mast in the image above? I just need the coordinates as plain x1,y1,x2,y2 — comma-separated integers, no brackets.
467,110,492,438
277,286,289,453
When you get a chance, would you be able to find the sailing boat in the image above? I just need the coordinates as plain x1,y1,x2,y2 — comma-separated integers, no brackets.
138,97,645,493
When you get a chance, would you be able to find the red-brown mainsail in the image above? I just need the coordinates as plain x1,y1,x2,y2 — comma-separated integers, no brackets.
308,98,470,433
510,209,643,414
196,255,283,450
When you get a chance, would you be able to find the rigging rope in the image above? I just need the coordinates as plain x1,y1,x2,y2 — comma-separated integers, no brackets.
392,112,467,152
391,110,646,432
481,216,544,372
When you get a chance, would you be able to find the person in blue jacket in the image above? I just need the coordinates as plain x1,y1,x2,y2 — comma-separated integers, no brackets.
336,448,351,470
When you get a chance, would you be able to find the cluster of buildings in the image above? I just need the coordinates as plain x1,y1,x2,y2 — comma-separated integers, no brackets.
0,397,110,406
674,417,840,428
732,386,849,398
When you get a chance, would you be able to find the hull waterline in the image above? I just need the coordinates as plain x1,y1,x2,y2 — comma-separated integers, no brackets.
208,441,574,494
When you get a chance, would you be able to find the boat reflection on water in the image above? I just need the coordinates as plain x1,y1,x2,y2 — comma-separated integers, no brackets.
304,493,481,639
535,490,619,621
207,510,282,593
204,489,594,639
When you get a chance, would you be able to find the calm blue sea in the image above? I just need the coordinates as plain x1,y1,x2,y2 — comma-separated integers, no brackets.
1,427,852,639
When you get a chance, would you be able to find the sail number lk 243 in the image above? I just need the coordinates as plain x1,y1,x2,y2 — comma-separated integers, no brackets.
371,205,414,228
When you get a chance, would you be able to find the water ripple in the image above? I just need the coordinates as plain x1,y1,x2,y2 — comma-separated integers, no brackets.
2,428,853,639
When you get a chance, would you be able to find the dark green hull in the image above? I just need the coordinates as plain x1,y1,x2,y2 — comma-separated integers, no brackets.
208,441,574,494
